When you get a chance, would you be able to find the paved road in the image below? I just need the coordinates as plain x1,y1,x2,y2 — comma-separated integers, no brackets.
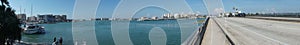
214,17,300,45
246,16,300,22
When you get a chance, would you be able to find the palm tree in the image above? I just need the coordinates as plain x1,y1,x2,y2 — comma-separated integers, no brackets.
1,0,9,6
0,0,22,45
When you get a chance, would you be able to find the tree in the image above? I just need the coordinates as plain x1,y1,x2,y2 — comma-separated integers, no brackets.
0,0,22,45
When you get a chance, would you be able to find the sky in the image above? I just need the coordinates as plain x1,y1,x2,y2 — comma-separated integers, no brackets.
9,0,300,19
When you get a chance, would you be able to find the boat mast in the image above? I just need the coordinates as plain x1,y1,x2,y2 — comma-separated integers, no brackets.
20,6,22,14
31,4,33,16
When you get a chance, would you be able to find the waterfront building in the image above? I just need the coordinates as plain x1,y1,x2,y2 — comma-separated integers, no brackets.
110,18,122,20
132,18,139,20
196,15,204,18
54,15,62,22
151,16,158,20
110,18,117,20
54,15,67,22
174,13,181,19
162,13,174,19
140,17,148,20
16,14,26,22
162,14,168,19
37,14,56,23
96,18,109,20
37,14,67,23
62,15,67,20
66,19,73,22
27,16,38,22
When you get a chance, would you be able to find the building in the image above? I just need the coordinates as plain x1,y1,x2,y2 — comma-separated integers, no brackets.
174,13,181,19
37,14,55,23
16,14,26,22
37,14,67,23
54,15,67,22
151,16,158,20
96,18,109,20
27,16,37,22
54,15,62,22
138,17,149,21
162,13,174,19
61,15,67,21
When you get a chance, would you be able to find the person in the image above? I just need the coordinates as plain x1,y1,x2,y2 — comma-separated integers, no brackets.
52,42,57,45
53,37,56,42
59,37,63,45
52,37,57,45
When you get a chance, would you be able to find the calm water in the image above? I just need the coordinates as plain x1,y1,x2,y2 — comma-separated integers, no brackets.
21,18,205,45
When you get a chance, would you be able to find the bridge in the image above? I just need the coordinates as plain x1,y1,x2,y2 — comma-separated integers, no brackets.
192,16,300,45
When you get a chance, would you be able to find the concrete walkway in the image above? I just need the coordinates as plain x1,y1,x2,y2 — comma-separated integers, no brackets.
201,18,232,45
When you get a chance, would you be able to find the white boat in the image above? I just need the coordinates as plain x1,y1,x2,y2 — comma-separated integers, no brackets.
23,23,45,34
137,17,149,21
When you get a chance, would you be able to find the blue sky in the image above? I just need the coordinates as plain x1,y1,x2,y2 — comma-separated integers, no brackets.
9,0,300,19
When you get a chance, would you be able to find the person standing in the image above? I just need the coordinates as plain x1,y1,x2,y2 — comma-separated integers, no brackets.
59,37,63,45
53,37,56,42
52,37,57,45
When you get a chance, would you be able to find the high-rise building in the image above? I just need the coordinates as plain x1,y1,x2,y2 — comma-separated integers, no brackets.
37,14,55,23
54,15,62,22
54,15,67,22
61,15,67,22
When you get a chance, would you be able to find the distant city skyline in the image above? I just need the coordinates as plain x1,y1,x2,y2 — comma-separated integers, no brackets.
9,0,300,19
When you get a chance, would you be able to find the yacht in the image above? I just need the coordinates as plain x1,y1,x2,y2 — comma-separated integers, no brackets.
23,23,45,34
137,17,149,21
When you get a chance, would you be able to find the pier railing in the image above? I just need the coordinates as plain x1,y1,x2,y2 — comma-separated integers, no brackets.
182,17,210,45
198,17,210,45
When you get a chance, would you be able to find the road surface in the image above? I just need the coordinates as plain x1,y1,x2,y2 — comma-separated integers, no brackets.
212,17,300,45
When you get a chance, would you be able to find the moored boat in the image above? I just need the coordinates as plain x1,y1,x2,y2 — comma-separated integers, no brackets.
23,23,45,34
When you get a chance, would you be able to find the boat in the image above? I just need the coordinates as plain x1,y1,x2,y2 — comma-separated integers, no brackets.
137,17,149,21
23,23,45,34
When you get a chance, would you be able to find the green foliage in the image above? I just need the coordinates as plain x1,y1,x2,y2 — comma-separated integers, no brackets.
0,0,22,45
